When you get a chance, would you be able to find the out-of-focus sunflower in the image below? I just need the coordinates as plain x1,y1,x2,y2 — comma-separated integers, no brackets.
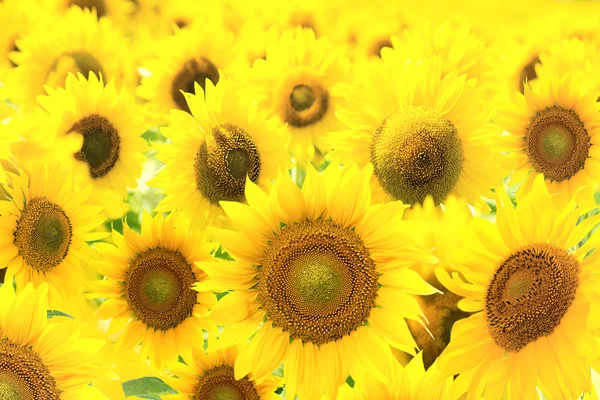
196,164,438,399
87,212,217,368
163,346,281,400
0,283,107,399
0,0,43,81
437,175,600,400
329,58,503,210
150,78,288,228
7,7,135,109
382,21,493,87
246,27,350,165
498,75,600,205
40,0,135,24
26,73,148,219
336,352,461,400
0,164,106,313
136,23,236,121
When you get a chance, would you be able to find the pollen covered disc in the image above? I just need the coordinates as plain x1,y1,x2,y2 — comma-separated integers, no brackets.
485,243,580,352
371,106,464,205
13,197,72,272
526,106,590,182
68,113,121,179
47,51,105,88
171,57,220,113
195,365,259,400
125,247,197,330
194,124,261,204
258,219,378,345
0,338,60,400
283,80,329,128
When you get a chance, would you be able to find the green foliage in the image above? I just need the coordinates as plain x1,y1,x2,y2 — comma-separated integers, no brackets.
47,310,73,319
122,377,176,399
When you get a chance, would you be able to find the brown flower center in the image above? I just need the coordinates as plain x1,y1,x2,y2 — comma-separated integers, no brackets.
518,55,540,94
485,243,580,352
0,338,60,399
526,106,590,182
69,0,107,17
371,105,464,205
171,58,220,113
283,81,329,128
47,51,105,88
194,124,261,205
258,219,378,345
68,114,120,179
14,197,72,272
370,38,393,57
125,247,197,331
195,365,259,400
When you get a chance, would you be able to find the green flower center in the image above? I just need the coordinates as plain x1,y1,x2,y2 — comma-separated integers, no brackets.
195,366,259,400
69,114,120,179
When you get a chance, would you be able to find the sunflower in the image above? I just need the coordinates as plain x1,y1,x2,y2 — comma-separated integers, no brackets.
195,163,438,399
246,26,350,165
497,74,600,205
39,0,135,24
394,196,473,369
150,78,288,228
87,212,218,368
336,352,460,400
163,346,281,400
30,72,148,219
436,174,600,400
0,163,106,314
381,21,493,87
7,7,135,109
136,22,236,121
329,58,503,210
0,0,43,81
0,282,107,399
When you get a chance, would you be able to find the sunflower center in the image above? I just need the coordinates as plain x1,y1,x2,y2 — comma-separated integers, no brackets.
518,55,540,93
69,0,107,17
283,81,329,128
171,58,220,113
526,106,589,182
47,51,105,88
258,218,378,345
125,247,197,331
371,106,464,205
195,365,259,400
370,38,393,57
194,124,261,204
13,197,72,272
68,114,121,179
407,290,470,369
0,338,60,399
485,243,580,352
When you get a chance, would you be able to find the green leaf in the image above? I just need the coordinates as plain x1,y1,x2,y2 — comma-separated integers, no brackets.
47,310,73,319
212,246,234,261
122,377,177,398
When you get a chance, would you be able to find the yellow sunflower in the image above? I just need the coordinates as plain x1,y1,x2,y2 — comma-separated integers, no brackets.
436,174,600,400
329,57,503,210
136,22,236,121
196,163,438,399
0,282,107,399
0,163,106,314
381,21,493,87
0,0,43,81
246,26,350,165
87,212,218,369
7,6,135,109
163,346,281,400
394,195,473,369
497,74,600,205
150,78,288,228
30,72,148,219
336,352,461,400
